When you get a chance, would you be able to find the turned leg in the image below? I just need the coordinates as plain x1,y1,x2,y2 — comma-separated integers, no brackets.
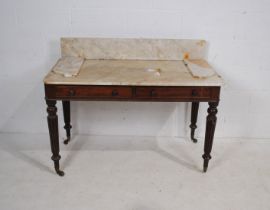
62,101,72,145
46,100,65,176
189,102,199,143
202,102,218,172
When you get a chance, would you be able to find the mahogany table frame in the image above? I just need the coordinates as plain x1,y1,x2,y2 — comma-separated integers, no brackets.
45,84,220,176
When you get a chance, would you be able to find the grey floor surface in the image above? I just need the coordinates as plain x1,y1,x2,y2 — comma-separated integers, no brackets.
0,133,269,210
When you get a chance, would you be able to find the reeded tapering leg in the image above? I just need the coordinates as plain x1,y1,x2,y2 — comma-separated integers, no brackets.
46,100,65,176
62,101,72,145
202,102,218,172
190,102,199,143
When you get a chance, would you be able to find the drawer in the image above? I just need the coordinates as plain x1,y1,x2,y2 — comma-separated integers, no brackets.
45,85,219,101
134,87,212,99
54,86,132,99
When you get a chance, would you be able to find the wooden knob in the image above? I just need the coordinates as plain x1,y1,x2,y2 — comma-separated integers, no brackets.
112,90,119,96
69,89,76,96
150,89,157,96
191,89,198,96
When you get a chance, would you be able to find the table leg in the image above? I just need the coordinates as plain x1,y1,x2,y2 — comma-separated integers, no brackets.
46,100,65,176
190,102,199,143
202,102,218,172
62,101,72,145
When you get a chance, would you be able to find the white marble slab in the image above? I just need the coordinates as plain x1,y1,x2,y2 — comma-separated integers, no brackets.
184,59,216,78
44,38,223,85
61,38,207,60
52,57,84,77
44,59,223,86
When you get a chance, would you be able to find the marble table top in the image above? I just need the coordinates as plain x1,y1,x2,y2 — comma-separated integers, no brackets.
44,38,223,87
44,59,223,86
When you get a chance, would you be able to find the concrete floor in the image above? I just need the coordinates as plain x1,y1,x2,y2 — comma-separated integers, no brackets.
0,133,269,210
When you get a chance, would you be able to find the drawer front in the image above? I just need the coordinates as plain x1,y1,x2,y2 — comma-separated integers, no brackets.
45,85,219,101
135,87,212,99
54,86,132,99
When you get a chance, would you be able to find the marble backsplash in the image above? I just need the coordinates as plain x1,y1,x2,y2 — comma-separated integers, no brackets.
61,38,207,61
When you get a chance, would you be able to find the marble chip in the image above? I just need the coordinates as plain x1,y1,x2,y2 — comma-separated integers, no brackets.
52,57,84,77
184,59,216,78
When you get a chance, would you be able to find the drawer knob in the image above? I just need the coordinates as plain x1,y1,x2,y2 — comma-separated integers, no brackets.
112,90,119,96
69,89,76,96
150,89,157,96
192,89,198,96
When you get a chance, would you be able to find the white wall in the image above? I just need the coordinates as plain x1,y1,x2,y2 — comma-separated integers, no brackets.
0,0,270,138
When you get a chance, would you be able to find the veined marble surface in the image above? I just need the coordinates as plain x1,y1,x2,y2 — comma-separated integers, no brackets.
52,57,84,77
44,59,223,86
184,59,216,78
45,38,223,86
61,38,207,60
